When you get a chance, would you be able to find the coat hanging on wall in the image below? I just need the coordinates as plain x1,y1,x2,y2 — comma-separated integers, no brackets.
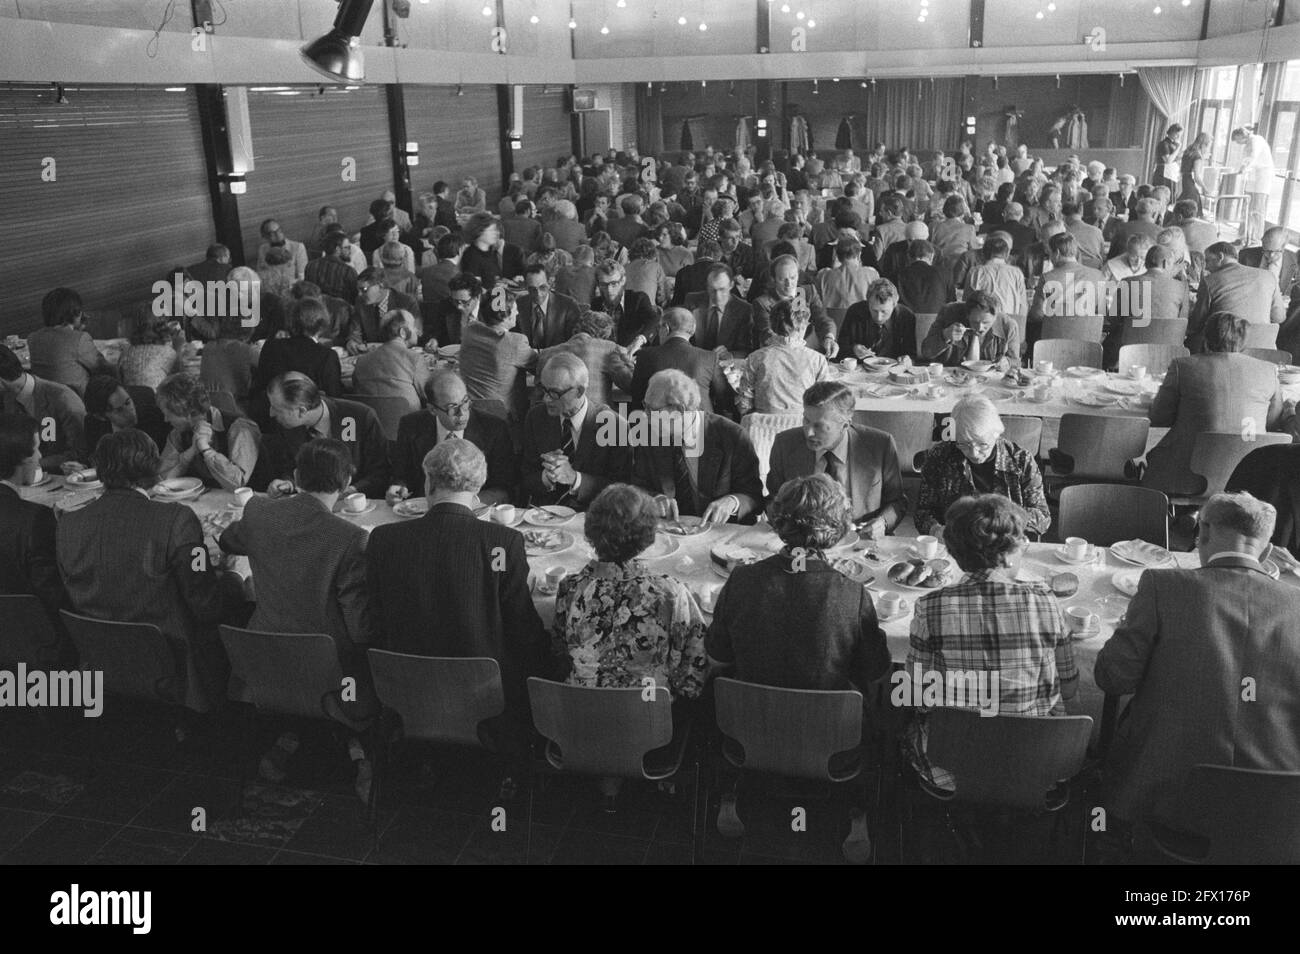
835,117,854,150
735,116,752,152
1001,106,1023,150
789,113,811,154
680,119,693,151
1048,106,1089,150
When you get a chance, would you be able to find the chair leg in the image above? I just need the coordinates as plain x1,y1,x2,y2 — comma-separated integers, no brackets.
231,704,253,819
691,755,705,866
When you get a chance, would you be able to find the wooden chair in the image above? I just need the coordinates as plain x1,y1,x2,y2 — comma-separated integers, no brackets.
914,312,939,355
1146,766,1300,864
1244,347,1292,365
1119,317,1188,347
1179,431,1292,504
1117,343,1188,377
1000,415,1044,460
906,708,1093,863
1047,414,1150,484
853,409,934,477
1058,484,1170,547
1242,323,1280,350
61,610,184,706
0,595,62,668
1032,338,1102,372
1041,314,1104,343
741,412,802,486
350,394,415,442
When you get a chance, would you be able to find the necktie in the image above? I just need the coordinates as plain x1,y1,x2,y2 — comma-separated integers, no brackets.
824,451,842,485
560,418,576,458
966,332,982,363
673,448,698,516
708,306,721,342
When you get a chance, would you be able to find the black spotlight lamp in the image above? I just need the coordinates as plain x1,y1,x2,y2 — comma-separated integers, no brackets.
301,0,375,83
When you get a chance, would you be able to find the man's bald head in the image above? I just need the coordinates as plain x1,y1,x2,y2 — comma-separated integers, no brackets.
661,307,696,338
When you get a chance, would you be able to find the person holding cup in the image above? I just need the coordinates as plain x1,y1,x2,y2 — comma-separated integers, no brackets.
156,373,262,491
914,395,1051,538
902,494,1078,793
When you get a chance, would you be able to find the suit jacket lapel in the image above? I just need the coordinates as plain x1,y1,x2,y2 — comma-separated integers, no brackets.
847,427,871,515
697,416,724,500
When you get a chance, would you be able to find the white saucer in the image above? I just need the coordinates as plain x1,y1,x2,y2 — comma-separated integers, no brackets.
339,501,378,517
1055,544,1098,565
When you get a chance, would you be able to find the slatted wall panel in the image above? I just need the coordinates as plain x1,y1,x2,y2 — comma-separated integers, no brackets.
515,87,573,175
403,85,503,206
237,86,392,264
0,85,211,335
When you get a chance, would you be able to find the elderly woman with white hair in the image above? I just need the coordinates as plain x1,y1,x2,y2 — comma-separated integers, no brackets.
914,394,1051,537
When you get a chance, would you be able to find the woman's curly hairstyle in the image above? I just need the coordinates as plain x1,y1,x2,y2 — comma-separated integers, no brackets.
585,483,659,563
942,494,1027,572
769,474,852,551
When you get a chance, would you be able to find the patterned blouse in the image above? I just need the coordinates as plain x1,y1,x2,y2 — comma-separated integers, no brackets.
915,438,1051,536
553,559,709,700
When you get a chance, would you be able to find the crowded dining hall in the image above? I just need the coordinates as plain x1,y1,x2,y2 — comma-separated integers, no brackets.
1,0,1299,872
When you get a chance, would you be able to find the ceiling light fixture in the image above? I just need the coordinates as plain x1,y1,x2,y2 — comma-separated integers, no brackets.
568,17,577,28
806,18,815,27
600,23,610,34
530,14,539,24
300,0,375,83
699,21,708,31
481,4,492,16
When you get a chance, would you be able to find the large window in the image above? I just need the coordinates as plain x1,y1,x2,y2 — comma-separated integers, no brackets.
1267,60,1300,239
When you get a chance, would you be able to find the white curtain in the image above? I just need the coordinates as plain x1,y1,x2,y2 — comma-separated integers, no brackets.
1139,66,1198,180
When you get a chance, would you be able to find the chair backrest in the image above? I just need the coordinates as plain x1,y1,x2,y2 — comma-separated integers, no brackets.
1116,343,1189,376
349,394,412,442
1244,347,1292,365
1004,311,1029,359
852,409,935,477
714,677,863,781
1059,484,1170,547
219,626,345,719
1188,431,1293,500
471,398,509,421
527,677,674,778
925,708,1093,809
914,312,939,354
1172,765,1300,864
367,650,504,747
1000,415,1043,459
1032,338,1102,371
741,412,802,485
60,610,182,704
1119,316,1188,347
125,384,157,409
0,595,60,668
1040,314,1104,343
1050,413,1151,480
1242,322,1279,349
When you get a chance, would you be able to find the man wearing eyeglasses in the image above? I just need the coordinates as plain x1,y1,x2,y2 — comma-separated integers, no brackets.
1240,227,1300,307
590,261,658,354
428,273,484,348
349,269,418,354
521,353,628,509
386,368,515,507
517,264,580,350
257,218,307,282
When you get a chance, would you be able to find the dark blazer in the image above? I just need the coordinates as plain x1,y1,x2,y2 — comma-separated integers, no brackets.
250,336,343,424
688,295,754,353
516,290,581,350
0,379,85,471
751,285,835,351
260,397,391,498
366,502,548,715
1239,246,1300,303
628,337,728,415
766,424,907,529
1226,444,1300,557
459,243,526,286
218,493,371,657
392,408,517,499
56,488,230,711
896,261,948,315
630,413,762,520
840,303,917,359
1107,218,1162,261
521,401,630,509
1095,558,1300,825
590,289,659,348
671,259,717,306
719,242,759,281
350,289,419,346
0,483,70,663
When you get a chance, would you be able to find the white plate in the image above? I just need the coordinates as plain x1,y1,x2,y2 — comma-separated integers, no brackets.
1104,379,1145,395
523,505,577,527
1054,544,1100,566
438,344,461,357
980,386,1017,402
831,555,875,586
392,499,429,518
1110,539,1177,568
640,535,680,560
709,542,771,576
338,501,378,517
660,516,710,536
65,471,102,490
961,360,993,373
1064,366,1105,378
478,509,525,527
1072,392,1118,407
862,357,896,370
522,529,574,555
153,477,205,496
862,384,909,399
1111,569,1143,596
886,558,957,590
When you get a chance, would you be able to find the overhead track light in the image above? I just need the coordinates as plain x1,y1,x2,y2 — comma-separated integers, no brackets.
300,0,375,83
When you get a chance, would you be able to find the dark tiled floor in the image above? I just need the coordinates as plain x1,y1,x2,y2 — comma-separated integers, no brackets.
0,702,1113,865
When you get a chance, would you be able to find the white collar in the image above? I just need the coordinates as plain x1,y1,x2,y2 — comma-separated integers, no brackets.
563,398,589,435
821,428,850,463
1206,550,1264,565
436,417,466,442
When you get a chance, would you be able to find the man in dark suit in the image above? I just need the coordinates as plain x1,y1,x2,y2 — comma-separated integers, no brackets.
188,244,232,285
0,346,85,474
896,240,948,316
250,298,343,425
0,414,70,664
1107,197,1163,261
1240,227,1300,306
367,438,549,727
670,241,721,306
517,264,581,349
766,381,907,536
262,372,390,498
386,369,516,504
751,255,839,356
521,353,630,509
1096,491,1300,830
687,263,754,353
1189,242,1287,350
591,260,659,352
631,370,762,523
717,219,759,286
629,309,729,415
349,269,419,351
994,202,1037,259
56,429,235,712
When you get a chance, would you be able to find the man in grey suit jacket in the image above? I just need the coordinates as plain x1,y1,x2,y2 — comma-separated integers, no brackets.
765,380,907,536
517,265,581,350
629,309,729,415
56,429,236,712
1096,492,1300,829
686,264,754,353
1189,242,1287,351
1101,246,1190,367
1143,314,1283,496
1239,227,1300,305
0,345,85,472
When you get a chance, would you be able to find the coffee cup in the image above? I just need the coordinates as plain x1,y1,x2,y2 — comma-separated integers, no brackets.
840,357,858,372
916,535,940,559
1065,536,1089,561
545,565,567,590
1038,360,1054,375
492,504,518,525
1066,605,1098,634
697,582,721,612
879,591,902,616
927,362,944,378
233,487,254,508
343,492,368,513
27,465,43,487
1033,384,1051,402
1128,365,1147,381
